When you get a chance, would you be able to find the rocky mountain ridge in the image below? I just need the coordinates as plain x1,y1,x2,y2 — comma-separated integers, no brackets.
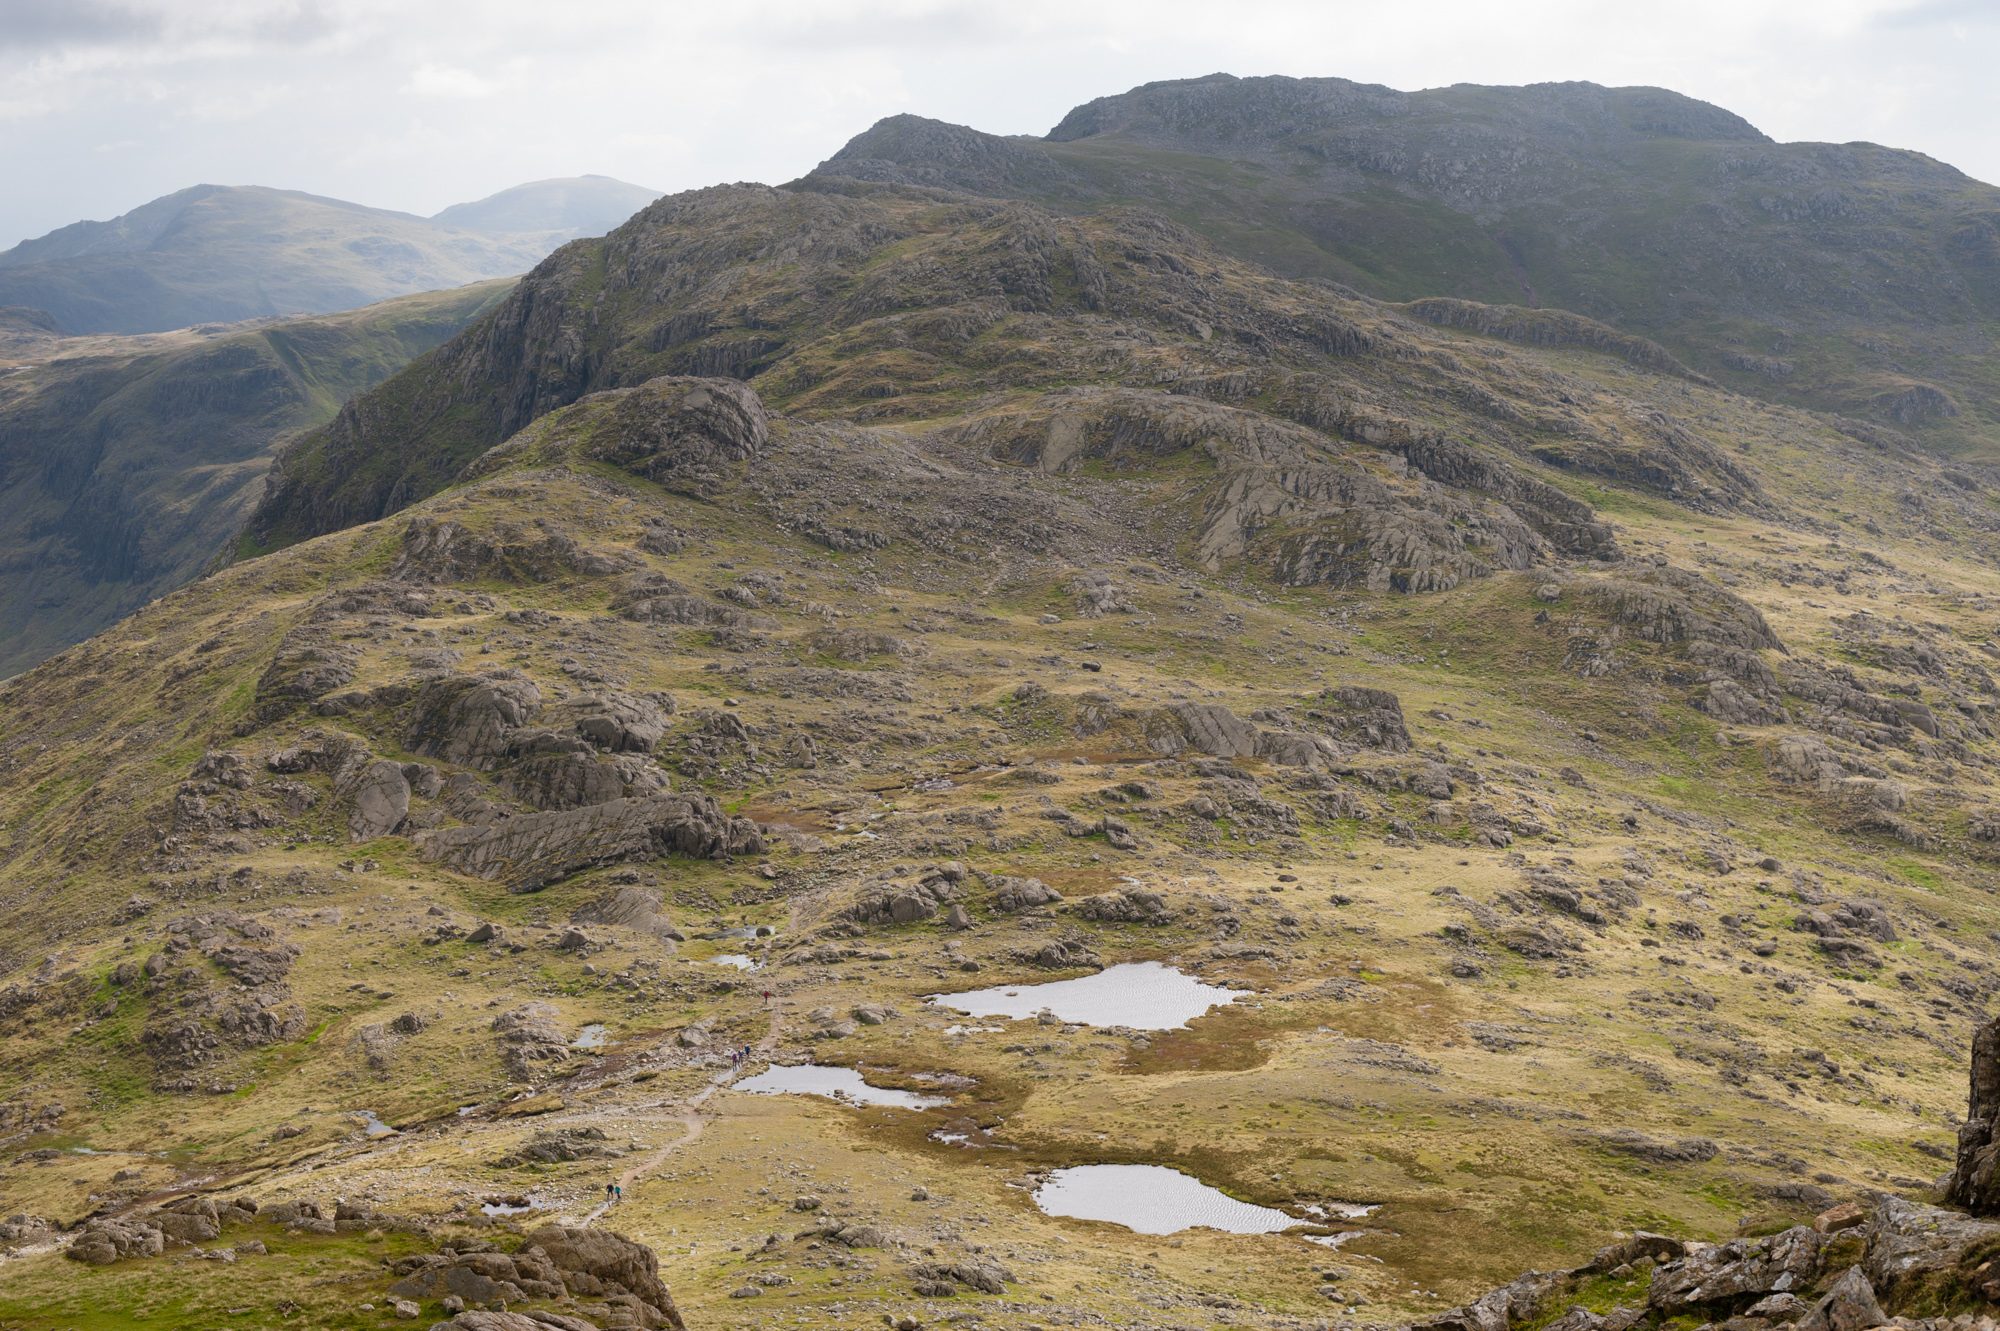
806,74,2000,453
240,183,1785,555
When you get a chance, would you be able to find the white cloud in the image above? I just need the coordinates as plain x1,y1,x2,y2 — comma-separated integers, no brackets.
405,61,495,99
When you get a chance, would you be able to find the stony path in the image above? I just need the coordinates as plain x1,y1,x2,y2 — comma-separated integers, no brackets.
578,992,787,1227
71,904,806,1242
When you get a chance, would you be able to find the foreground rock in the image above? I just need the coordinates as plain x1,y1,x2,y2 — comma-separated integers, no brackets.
1416,1197,2000,1331
1949,1015,2000,1214
391,1226,683,1330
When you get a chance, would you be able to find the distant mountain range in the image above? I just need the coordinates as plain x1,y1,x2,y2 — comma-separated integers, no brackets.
0,175,659,335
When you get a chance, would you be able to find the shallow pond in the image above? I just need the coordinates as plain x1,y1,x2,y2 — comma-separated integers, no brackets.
733,1063,948,1110
1304,1231,1373,1248
928,961,1241,1030
1032,1164,1299,1235
480,1197,539,1217
709,954,759,970
572,1024,608,1049
355,1110,396,1139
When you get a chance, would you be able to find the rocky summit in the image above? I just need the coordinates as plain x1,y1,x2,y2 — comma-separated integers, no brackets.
8,73,2000,1331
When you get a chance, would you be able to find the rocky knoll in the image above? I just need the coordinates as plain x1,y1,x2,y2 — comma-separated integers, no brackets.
244,182,1771,560
135,911,308,1089
58,1192,682,1331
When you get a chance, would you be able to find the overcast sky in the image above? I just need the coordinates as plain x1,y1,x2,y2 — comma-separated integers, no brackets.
3,0,1997,248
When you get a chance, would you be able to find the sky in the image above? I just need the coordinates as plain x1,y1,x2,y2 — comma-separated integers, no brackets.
3,0,1999,248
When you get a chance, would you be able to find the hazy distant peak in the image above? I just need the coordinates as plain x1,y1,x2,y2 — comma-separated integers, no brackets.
0,184,553,335
429,175,662,238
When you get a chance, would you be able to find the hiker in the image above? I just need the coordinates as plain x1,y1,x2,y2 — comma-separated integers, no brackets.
614,1184,622,1203
762,989,772,1004
605,1183,614,1204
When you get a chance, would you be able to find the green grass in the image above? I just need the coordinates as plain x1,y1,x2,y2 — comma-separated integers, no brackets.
0,1225,439,1331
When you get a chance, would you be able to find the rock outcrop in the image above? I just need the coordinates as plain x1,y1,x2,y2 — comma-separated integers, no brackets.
500,748,669,812
390,1227,683,1330
1575,564,1784,653
1948,1016,2000,1214
67,1216,166,1265
392,518,635,584
554,376,767,495
341,759,412,840
1422,1195,2000,1331
844,865,963,926
492,1003,572,1081
139,912,308,1085
1312,686,1413,752
570,886,682,943
418,793,761,891
409,673,545,769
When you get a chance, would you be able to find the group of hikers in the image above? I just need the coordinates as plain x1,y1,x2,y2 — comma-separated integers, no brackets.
728,1043,753,1068
603,1183,622,1205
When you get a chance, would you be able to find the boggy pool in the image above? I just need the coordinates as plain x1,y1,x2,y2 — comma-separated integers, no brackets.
733,1063,949,1110
1032,1164,1374,1237
927,961,1241,1030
